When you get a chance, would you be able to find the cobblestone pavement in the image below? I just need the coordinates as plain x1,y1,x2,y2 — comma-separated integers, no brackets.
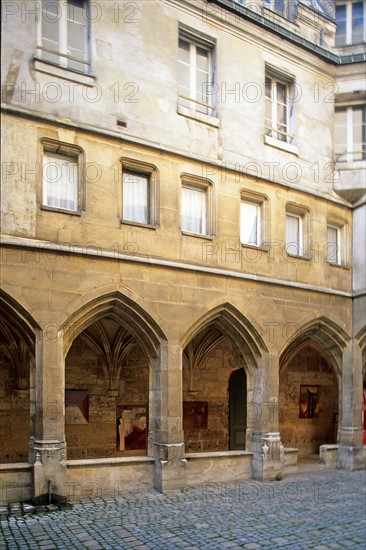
1,469,365,549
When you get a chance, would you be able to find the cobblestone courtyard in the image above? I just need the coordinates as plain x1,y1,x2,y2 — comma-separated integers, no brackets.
1,469,365,549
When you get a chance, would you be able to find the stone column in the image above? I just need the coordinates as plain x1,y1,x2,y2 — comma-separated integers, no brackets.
150,342,187,492
32,333,67,504
249,353,285,481
337,342,364,470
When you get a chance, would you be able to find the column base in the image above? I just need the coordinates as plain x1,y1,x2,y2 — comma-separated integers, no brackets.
32,440,67,504
250,432,285,481
153,443,187,492
337,444,365,471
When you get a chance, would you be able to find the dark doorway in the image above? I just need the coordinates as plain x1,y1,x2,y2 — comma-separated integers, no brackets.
229,368,247,450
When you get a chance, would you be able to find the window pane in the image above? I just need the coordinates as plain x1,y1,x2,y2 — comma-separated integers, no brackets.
41,0,60,64
335,4,347,45
334,108,347,159
123,172,149,224
286,214,301,255
274,0,285,15
178,39,191,108
178,39,190,63
353,106,366,161
327,226,339,264
276,83,287,140
67,1,87,71
240,202,259,245
352,2,364,43
179,35,213,114
43,153,78,211
265,77,272,133
182,187,207,234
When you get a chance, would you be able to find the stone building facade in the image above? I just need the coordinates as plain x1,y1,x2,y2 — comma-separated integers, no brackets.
1,0,365,504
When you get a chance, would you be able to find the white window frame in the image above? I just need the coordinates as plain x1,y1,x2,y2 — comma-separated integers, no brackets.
335,105,366,162
38,0,90,73
265,68,295,145
121,160,159,228
41,140,84,214
335,1,366,46
178,27,216,116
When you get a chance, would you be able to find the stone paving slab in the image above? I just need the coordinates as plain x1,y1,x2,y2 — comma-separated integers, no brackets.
0,470,365,549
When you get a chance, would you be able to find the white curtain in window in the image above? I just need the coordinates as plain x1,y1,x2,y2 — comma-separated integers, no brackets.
182,186,207,234
286,214,301,254
327,226,339,264
123,173,148,224
240,202,259,245
43,153,78,211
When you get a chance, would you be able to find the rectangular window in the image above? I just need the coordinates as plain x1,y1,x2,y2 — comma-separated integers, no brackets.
264,0,286,17
181,185,207,235
178,30,215,116
327,225,340,265
335,105,366,162
286,213,302,256
43,152,78,212
122,172,150,225
335,1,366,45
265,71,295,144
40,0,89,72
240,201,261,246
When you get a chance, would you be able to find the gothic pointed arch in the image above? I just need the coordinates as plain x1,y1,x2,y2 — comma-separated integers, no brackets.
355,326,366,375
181,302,267,377
279,317,350,378
62,291,167,360
0,290,40,462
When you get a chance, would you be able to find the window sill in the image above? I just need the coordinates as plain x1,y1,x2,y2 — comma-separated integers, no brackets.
121,220,157,230
241,243,269,253
264,135,299,156
41,205,82,216
177,105,220,128
335,159,366,170
33,58,95,87
286,252,312,261
181,231,214,240
327,262,350,270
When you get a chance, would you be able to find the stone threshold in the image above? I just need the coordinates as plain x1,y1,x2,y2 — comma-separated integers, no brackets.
0,463,31,471
67,456,155,467
185,451,253,459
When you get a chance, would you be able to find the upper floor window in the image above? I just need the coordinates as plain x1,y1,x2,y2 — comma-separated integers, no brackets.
335,105,366,162
240,191,269,248
39,0,89,73
42,141,84,213
181,176,214,237
335,1,366,45
326,218,348,266
265,68,295,145
286,212,303,256
264,0,286,17
121,160,159,227
123,172,150,225
182,184,207,235
178,28,216,116
241,201,261,246
285,204,311,258
327,224,341,265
